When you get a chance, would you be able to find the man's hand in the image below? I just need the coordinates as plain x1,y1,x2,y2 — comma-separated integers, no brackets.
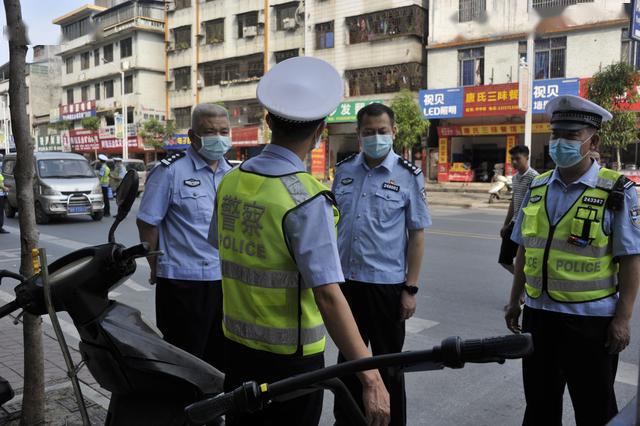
500,225,510,239
504,303,522,333
361,373,391,426
605,317,630,354
149,264,157,285
399,291,416,321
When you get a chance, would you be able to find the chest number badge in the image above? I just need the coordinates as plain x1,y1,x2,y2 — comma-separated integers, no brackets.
382,182,400,192
341,178,353,185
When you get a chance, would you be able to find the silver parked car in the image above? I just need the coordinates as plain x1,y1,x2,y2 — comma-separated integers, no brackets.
2,152,105,224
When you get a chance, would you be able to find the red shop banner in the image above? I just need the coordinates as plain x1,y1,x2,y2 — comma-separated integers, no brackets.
579,78,640,112
231,126,260,147
463,83,523,117
99,135,139,152
65,129,99,152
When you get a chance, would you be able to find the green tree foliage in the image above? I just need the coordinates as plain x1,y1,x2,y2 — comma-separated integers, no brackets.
586,62,640,169
139,118,177,148
390,89,429,154
80,116,100,131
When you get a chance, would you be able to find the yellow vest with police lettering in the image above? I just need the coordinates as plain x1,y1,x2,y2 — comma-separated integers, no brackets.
216,168,339,356
521,168,620,303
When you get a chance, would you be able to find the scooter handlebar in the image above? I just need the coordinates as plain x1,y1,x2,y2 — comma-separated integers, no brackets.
118,243,150,261
185,382,261,425
445,333,533,367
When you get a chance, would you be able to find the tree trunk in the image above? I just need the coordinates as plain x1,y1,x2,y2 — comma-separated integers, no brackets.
616,147,622,171
3,0,45,424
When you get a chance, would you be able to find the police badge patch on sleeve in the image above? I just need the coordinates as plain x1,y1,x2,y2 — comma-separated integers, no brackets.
421,187,427,203
184,178,201,187
630,206,640,229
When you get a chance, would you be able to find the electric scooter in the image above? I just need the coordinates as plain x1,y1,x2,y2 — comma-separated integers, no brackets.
0,171,534,425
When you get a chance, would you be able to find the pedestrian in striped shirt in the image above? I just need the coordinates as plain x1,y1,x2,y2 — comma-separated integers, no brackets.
499,145,539,274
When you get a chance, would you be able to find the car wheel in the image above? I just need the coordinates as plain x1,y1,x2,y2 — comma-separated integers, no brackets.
91,211,104,221
4,202,16,218
35,202,50,225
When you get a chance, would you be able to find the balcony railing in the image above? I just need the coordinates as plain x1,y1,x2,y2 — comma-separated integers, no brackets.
94,3,165,36
346,5,427,45
346,62,424,96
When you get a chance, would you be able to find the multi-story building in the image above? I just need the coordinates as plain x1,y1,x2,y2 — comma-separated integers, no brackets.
166,0,428,172
424,0,632,182
53,0,166,161
0,45,62,154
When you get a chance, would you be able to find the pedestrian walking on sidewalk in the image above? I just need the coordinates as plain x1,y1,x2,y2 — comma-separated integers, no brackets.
505,95,640,426
499,145,538,274
137,103,233,372
332,103,431,426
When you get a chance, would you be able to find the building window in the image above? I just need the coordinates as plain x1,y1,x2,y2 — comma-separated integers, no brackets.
174,26,191,49
621,28,640,70
81,86,89,102
274,49,298,64
346,6,427,44
95,83,101,100
275,2,298,31
459,0,486,23
67,89,74,105
104,44,114,63
94,49,100,66
105,80,114,98
175,0,191,10
173,67,191,90
532,0,593,8
519,37,566,79
124,75,133,94
237,11,259,39
315,21,334,49
459,47,484,86
201,53,264,86
205,19,224,44
173,107,191,129
120,37,132,58
227,101,263,127
81,52,90,70
62,17,90,41
65,57,73,74
346,62,424,96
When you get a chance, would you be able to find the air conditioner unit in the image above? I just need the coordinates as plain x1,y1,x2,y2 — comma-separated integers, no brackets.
197,79,204,89
257,11,265,24
243,26,257,38
283,18,297,31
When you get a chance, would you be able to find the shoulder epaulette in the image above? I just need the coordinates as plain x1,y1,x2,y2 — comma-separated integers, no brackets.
161,151,186,167
336,153,357,167
530,171,552,188
398,158,422,176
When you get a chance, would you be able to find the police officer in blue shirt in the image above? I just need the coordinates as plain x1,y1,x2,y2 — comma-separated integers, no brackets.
505,95,640,425
137,103,233,371
332,103,431,426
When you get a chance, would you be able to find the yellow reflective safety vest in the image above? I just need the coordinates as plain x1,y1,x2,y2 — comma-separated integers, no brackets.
521,167,621,303
99,164,110,186
216,168,339,356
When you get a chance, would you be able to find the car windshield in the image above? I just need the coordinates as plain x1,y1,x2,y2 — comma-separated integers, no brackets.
37,159,95,178
125,162,145,172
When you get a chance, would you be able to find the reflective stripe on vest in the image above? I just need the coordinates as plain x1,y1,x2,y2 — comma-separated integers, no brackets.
521,168,619,303
217,169,337,356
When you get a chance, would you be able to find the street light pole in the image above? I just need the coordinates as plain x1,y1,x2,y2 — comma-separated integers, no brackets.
524,0,534,150
0,96,7,154
120,69,127,160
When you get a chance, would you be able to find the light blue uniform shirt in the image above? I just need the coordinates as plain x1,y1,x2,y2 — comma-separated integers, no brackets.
209,144,344,288
332,151,432,284
138,147,232,281
512,160,640,316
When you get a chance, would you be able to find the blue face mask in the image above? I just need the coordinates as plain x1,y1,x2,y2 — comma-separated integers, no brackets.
362,134,393,159
196,134,231,161
549,134,593,168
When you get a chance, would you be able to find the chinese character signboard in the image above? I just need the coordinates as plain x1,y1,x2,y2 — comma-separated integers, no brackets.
59,101,96,121
36,134,67,152
436,123,551,137
327,100,383,123
165,134,191,150
437,137,449,183
64,129,99,152
532,78,580,113
231,127,260,146
463,83,521,117
311,140,327,180
419,88,464,119
505,135,517,176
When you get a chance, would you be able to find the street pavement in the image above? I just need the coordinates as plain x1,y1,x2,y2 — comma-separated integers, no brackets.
0,200,637,425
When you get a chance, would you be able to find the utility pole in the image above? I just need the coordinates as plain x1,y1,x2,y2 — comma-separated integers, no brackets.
524,0,534,150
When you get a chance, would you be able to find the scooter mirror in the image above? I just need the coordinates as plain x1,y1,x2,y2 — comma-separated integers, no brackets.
116,170,139,216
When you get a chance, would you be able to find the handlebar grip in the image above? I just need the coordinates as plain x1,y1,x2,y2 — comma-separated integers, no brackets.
119,242,150,260
460,333,533,364
185,382,261,425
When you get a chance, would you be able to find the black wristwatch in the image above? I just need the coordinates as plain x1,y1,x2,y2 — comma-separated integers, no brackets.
402,284,419,295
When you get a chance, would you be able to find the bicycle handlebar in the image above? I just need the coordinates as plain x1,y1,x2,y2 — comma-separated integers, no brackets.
184,333,533,424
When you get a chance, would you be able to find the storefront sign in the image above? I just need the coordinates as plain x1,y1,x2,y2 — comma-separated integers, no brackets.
463,83,521,117
632,0,640,42
437,123,551,137
579,78,640,112
311,140,327,179
327,100,383,123
419,88,464,119
36,134,67,152
532,78,580,113
165,134,191,150
99,136,138,151
65,129,99,152
505,135,517,176
448,163,473,182
232,126,260,146
59,101,96,121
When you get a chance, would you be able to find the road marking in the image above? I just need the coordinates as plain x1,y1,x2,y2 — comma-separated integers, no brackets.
616,361,638,386
0,248,21,262
427,229,500,240
123,279,150,292
406,317,439,334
